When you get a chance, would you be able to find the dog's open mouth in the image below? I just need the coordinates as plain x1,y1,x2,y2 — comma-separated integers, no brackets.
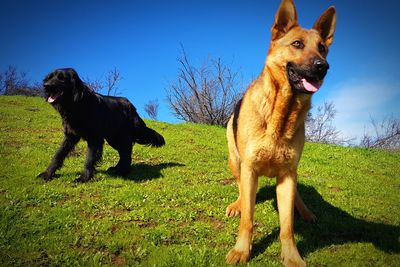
46,91,63,103
286,63,322,94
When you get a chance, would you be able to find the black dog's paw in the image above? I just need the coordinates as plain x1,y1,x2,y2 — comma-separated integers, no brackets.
72,172,93,185
107,166,131,177
37,171,54,181
107,166,118,174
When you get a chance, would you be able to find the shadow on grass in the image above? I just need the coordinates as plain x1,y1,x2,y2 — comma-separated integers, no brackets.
252,183,400,258
106,162,185,182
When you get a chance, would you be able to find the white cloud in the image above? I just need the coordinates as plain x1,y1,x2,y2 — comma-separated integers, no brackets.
316,80,400,143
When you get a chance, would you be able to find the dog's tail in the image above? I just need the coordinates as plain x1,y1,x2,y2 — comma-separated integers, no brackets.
134,125,165,147
130,105,165,147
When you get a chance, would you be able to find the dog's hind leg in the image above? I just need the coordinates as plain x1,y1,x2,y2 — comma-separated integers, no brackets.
226,150,242,217
74,139,104,183
38,134,80,181
226,118,242,217
295,188,316,222
107,141,132,176
115,144,132,176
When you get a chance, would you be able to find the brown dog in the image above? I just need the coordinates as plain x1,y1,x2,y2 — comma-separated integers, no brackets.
225,0,336,266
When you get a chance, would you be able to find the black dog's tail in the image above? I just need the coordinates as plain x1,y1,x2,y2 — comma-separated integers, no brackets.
130,105,165,147
134,125,165,147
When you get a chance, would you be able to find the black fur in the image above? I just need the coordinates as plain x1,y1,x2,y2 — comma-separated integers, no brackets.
232,97,243,145
38,68,165,183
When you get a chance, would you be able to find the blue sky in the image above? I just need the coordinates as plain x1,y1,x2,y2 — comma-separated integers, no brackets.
1,0,399,141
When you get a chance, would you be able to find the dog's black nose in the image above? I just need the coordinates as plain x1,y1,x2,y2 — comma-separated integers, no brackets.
313,58,329,72
313,58,329,78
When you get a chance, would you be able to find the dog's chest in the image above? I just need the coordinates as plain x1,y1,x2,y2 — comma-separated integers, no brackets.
249,137,302,176
258,141,296,161
63,114,93,138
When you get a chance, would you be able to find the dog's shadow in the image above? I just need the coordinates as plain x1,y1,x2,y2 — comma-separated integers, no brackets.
252,183,400,258
106,162,185,182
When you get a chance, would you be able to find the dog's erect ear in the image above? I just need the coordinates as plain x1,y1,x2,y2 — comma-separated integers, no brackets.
271,0,298,41
313,6,336,46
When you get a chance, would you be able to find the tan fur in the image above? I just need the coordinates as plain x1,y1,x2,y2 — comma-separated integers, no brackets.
225,0,336,266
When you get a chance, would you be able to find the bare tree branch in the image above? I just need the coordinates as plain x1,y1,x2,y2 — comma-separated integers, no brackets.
82,67,122,96
360,115,400,150
105,67,122,96
0,65,29,95
166,46,243,126
305,101,352,145
144,99,159,120
83,76,103,92
0,65,43,96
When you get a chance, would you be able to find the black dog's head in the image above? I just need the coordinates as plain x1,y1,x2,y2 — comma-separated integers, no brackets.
43,68,86,104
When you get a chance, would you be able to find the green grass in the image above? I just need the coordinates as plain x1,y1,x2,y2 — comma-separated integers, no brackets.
0,95,399,266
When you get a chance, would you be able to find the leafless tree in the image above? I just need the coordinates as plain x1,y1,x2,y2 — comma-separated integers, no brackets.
0,65,29,95
144,99,159,120
305,101,351,145
83,76,103,92
11,81,43,97
82,67,122,96
360,116,400,150
166,46,243,126
105,67,122,96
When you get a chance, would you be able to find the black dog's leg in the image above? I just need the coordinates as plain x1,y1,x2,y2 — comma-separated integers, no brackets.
74,139,104,183
38,134,80,181
108,143,132,176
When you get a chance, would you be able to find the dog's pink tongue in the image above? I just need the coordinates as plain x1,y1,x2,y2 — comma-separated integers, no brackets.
302,79,321,93
47,96,55,103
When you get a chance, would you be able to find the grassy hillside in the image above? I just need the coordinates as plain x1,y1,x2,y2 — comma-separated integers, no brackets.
0,95,399,266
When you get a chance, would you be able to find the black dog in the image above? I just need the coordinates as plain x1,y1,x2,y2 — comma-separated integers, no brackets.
38,68,165,183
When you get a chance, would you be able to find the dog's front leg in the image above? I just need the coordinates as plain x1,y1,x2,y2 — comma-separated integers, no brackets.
226,164,258,264
74,140,104,183
277,172,306,267
38,134,80,181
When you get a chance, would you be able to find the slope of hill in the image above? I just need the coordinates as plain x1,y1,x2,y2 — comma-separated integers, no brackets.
0,96,399,266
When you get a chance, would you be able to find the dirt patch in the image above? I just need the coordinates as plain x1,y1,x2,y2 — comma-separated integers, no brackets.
111,254,126,266
120,219,158,229
220,177,236,185
328,186,342,193
198,214,225,230
26,107,40,112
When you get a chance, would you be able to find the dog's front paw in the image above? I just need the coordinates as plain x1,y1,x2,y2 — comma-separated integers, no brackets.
226,248,250,265
226,200,241,217
281,256,306,267
37,171,54,181
281,247,306,267
73,172,93,184
107,166,130,177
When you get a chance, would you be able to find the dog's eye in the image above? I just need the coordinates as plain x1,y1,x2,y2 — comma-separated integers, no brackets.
318,43,326,54
291,40,304,49
57,72,65,80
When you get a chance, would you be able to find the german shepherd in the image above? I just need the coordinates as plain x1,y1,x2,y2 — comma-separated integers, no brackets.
225,0,336,266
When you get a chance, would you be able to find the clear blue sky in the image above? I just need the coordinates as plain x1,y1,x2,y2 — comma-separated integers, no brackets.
1,0,399,141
